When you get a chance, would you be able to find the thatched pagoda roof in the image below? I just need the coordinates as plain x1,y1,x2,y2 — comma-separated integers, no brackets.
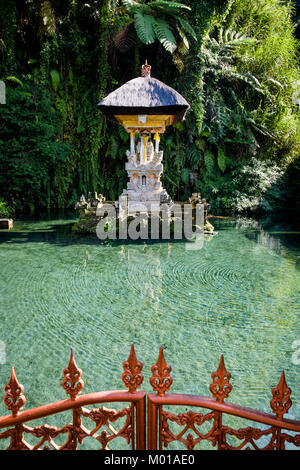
97,62,190,124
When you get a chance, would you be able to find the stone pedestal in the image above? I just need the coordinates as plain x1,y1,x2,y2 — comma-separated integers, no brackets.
0,219,13,230
120,150,173,216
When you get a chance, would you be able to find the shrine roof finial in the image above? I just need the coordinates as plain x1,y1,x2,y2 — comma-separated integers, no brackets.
141,60,151,77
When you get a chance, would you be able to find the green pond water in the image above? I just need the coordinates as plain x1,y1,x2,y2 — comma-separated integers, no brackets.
0,217,300,449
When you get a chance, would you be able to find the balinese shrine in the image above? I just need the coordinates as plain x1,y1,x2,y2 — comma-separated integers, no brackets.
97,61,190,215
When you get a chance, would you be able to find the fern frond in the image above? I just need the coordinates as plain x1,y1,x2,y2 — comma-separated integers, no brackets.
187,145,202,168
181,167,191,184
134,12,156,44
176,16,197,41
217,146,226,172
50,69,60,92
153,18,177,52
218,28,253,47
150,1,191,12
177,27,189,49
122,0,141,12
204,150,215,174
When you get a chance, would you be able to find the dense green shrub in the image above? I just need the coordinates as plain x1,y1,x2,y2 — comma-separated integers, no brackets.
197,157,287,215
0,0,298,219
0,198,12,218
0,80,71,214
161,0,299,217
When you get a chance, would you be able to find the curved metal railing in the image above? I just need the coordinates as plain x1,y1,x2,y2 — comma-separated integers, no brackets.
0,346,299,450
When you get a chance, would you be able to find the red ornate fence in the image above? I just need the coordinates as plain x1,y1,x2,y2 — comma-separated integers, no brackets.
0,345,299,450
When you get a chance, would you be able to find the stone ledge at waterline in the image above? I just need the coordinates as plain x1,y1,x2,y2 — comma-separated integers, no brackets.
0,219,13,230
72,204,216,238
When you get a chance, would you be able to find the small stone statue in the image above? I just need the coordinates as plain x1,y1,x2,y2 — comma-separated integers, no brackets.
146,139,154,161
136,139,141,164
75,192,105,212
126,150,136,165
75,194,88,210
160,189,173,205
152,151,163,165
189,193,202,208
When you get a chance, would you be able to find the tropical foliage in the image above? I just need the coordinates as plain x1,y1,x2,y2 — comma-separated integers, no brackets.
0,0,299,223
121,0,197,52
0,198,12,218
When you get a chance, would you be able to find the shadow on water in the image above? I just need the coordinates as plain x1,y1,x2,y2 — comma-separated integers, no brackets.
0,221,83,247
0,220,197,248
1,217,300,262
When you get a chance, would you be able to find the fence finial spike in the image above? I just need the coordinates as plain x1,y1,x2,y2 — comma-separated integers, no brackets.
122,344,144,392
150,347,173,396
129,344,136,360
270,370,292,419
209,354,232,403
4,366,26,416
61,349,84,400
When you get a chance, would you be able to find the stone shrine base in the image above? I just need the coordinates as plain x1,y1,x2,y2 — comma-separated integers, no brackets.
73,203,216,238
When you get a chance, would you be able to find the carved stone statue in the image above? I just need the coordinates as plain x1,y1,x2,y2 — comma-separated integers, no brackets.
146,139,154,162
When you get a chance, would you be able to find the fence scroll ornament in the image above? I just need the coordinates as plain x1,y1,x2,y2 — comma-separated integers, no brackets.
0,346,299,450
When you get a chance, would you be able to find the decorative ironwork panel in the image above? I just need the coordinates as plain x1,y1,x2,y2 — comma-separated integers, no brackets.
80,406,133,450
1,345,300,450
160,409,219,450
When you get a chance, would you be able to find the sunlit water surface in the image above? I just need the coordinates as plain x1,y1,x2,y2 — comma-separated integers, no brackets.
0,218,299,449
